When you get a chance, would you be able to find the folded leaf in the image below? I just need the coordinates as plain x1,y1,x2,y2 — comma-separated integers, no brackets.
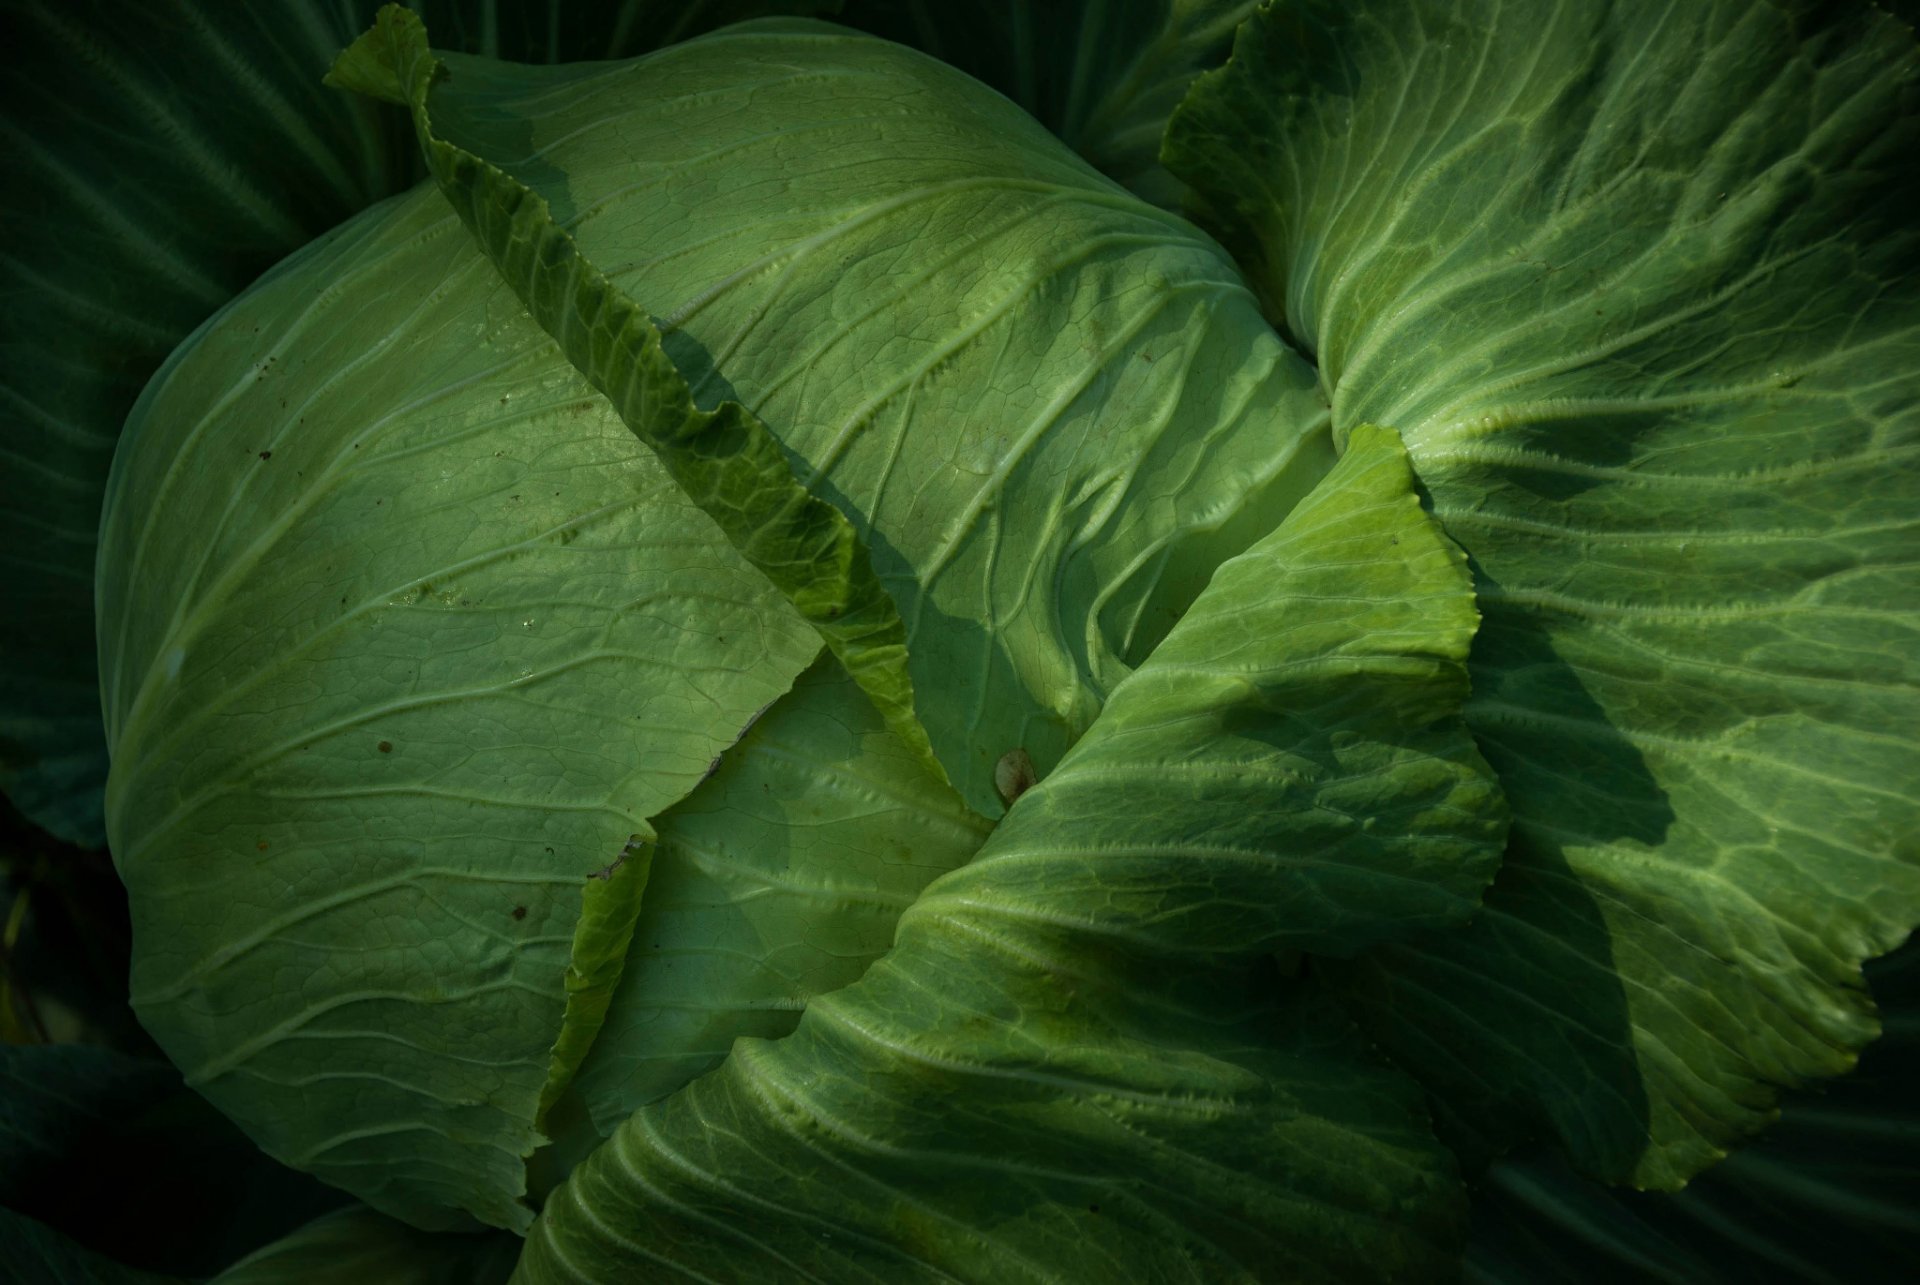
518,423,1503,1282
331,7,1337,818
1167,0,1920,1186
331,6,942,781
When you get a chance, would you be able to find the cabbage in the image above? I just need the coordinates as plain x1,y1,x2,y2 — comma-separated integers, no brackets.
3,1,1916,1280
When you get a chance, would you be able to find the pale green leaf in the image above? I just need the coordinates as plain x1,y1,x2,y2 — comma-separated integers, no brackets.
97,180,823,1231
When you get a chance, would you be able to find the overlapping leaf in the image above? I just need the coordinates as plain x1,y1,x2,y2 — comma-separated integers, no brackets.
208,1205,519,1285
330,6,942,779
1466,940,1920,1283
330,7,1335,818
517,425,1505,1282
0,1042,343,1276
571,657,993,1132
1167,0,1920,1185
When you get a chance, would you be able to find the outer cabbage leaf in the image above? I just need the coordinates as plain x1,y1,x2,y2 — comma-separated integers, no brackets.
0,0,830,847
516,425,1504,1283
0,0,395,847
1167,0,1920,1186
332,8,1336,818
97,181,823,1231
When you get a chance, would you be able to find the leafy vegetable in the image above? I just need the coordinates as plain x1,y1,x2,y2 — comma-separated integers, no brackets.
1,0,1915,1280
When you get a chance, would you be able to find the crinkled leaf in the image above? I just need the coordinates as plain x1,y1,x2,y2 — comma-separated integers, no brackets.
517,423,1499,1283
1167,0,1920,1186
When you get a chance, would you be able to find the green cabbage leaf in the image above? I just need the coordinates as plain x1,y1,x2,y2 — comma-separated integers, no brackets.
1168,0,1920,1188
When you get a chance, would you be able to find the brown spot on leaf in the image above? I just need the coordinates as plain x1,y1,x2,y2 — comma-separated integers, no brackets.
994,748,1038,808
256,840,270,852
258,450,272,461
512,905,527,921
377,740,393,754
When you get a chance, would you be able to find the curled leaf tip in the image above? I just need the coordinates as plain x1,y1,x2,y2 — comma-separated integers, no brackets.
323,4,435,106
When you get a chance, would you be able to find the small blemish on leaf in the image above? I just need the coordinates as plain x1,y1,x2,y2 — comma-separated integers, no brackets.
994,748,1038,807
258,450,272,461
377,740,393,753
256,840,270,852
511,905,527,920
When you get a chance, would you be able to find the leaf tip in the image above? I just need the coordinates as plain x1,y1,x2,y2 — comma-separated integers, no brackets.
324,3,435,106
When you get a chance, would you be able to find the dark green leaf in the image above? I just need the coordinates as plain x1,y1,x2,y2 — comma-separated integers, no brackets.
208,1205,517,1285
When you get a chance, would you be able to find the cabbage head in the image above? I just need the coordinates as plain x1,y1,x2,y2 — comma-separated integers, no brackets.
3,1,1916,1282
